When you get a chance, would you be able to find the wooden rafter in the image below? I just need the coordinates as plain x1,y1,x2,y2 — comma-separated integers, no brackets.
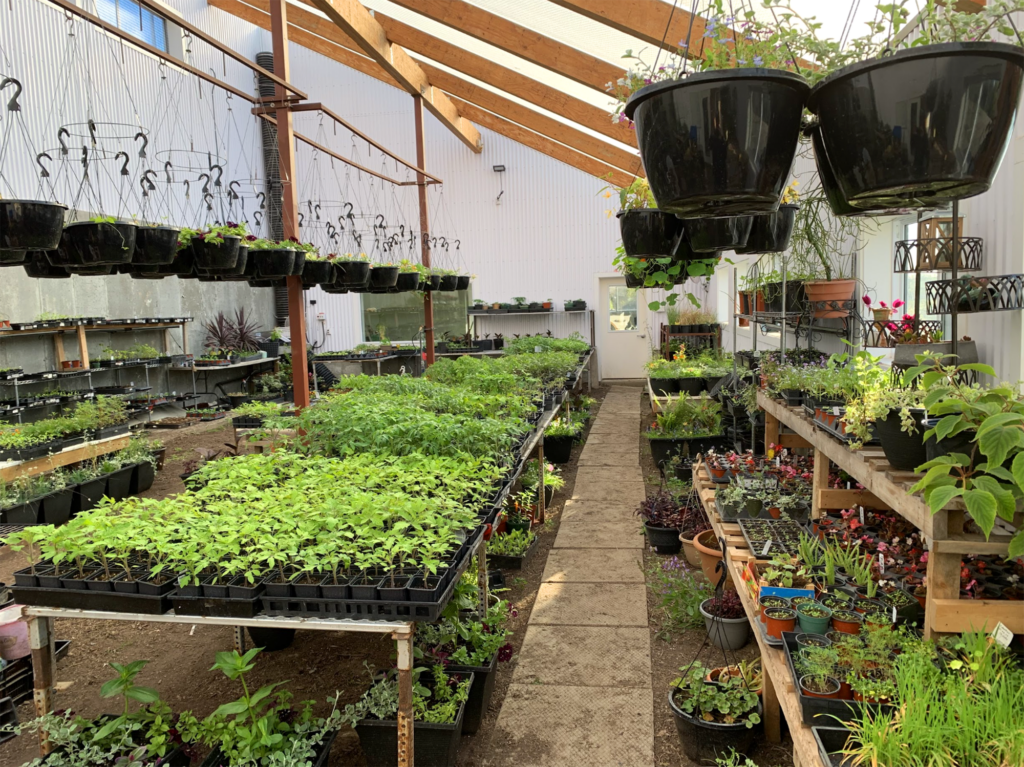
545,0,709,54
207,0,638,181
451,99,634,188
307,0,483,153
386,0,625,94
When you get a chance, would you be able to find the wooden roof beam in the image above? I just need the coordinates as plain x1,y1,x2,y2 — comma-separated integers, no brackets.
451,99,634,188
545,0,708,53
385,0,625,94
209,0,635,185
307,0,483,153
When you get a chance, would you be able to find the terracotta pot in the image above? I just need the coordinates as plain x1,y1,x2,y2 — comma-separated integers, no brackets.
680,534,703,568
764,607,796,639
838,680,853,700
766,506,781,519
800,676,842,700
694,529,733,589
804,279,857,318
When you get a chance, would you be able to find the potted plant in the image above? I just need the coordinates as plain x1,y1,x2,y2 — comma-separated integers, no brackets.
543,417,581,463
797,646,842,700
299,246,334,285
245,235,300,278
645,394,725,469
636,490,684,555
646,358,679,396
48,215,137,267
700,590,750,651
133,223,181,265
615,10,809,217
678,503,711,568
735,182,800,255
668,661,762,764
1,199,67,256
612,177,684,257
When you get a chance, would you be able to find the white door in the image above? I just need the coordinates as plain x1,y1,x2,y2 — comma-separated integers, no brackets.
598,276,650,379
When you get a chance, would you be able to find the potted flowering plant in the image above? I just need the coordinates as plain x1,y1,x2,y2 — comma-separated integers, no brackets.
635,490,684,554
610,177,684,259
862,295,903,323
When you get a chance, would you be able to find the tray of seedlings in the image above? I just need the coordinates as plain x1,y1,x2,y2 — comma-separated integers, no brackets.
739,518,805,556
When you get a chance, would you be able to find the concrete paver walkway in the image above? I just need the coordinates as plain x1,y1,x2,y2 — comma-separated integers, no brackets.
487,385,654,767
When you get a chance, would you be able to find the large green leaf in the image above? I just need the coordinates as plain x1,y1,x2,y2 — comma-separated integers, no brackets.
958,363,997,378
1012,452,1024,493
978,424,1024,468
924,485,962,515
975,412,1024,437
212,699,250,717
963,489,997,538
1008,531,1024,560
125,685,160,704
911,463,956,493
970,476,1016,522
934,415,966,441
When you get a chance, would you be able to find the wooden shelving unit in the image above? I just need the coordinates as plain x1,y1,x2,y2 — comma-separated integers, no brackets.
758,391,1022,636
0,434,131,482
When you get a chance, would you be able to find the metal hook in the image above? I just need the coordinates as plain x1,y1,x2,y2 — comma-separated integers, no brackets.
164,161,174,184
0,77,23,112
115,151,130,176
375,214,386,232
256,191,266,210
36,152,52,178
298,212,305,227
134,131,148,159
343,202,354,220
228,180,240,201
337,215,346,232
183,179,190,199
454,239,461,250
80,145,89,175
210,164,223,188
314,203,321,220
57,127,70,156
253,210,263,227
87,119,97,147
198,172,211,196
204,192,214,211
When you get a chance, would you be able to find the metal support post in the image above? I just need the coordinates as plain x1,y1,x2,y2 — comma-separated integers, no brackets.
29,616,56,757
393,626,416,767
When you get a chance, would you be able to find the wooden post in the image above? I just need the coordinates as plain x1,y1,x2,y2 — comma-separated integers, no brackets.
811,449,830,522
764,410,780,455
925,509,964,638
52,335,66,368
180,321,190,357
269,0,310,409
477,539,489,613
414,95,435,367
536,440,546,524
393,626,415,767
761,653,781,743
29,616,56,756
76,324,90,370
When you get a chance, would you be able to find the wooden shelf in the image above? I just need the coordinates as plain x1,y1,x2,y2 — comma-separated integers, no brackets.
0,434,131,482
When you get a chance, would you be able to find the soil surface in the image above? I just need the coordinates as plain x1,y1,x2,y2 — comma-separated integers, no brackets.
639,388,795,767
0,390,607,767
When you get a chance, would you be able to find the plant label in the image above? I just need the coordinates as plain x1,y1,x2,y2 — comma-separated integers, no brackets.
832,406,841,416
892,606,897,623
991,622,1013,648
878,553,885,572
859,506,865,524
761,540,772,557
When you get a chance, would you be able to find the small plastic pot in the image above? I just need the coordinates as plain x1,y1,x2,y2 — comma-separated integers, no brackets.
764,607,796,639
831,609,863,635
799,675,842,700
644,523,683,555
796,602,833,635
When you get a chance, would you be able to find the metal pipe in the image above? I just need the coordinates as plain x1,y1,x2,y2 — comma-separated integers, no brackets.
950,200,960,358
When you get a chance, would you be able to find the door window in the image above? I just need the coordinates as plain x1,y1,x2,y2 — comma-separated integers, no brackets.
608,285,638,331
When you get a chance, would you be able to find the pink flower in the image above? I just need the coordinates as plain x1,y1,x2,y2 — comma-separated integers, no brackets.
892,299,905,309
886,322,898,332
902,313,915,322
862,295,872,306
879,300,888,309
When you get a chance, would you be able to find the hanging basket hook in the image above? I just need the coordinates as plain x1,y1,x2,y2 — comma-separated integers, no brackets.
0,77,22,112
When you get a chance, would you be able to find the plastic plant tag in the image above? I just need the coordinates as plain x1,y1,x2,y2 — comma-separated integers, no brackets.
991,622,1013,648
761,540,773,557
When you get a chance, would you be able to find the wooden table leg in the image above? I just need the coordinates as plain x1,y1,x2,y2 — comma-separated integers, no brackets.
477,538,489,613
394,626,415,767
812,449,830,522
536,441,546,525
761,652,782,743
29,615,56,756
765,410,780,455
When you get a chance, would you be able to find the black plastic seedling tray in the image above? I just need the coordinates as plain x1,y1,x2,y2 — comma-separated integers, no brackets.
11,585,171,615
487,534,539,571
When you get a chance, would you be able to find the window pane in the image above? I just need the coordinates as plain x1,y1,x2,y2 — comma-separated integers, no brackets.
96,0,168,52
608,285,638,331
362,290,470,344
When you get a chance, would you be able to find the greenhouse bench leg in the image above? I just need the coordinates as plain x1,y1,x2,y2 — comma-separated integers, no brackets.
762,654,781,743
394,626,415,767
29,616,56,757
234,626,246,653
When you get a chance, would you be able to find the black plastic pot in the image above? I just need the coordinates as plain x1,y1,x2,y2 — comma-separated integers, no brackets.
246,626,296,651
133,226,180,265
301,259,334,285
1,200,67,250
50,221,137,265
625,271,646,289
625,69,809,217
160,248,195,276
355,673,471,767
456,275,471,290
648,434,728,469
736,204,798,254
618,209,685,257
808,43,1024,213
394,271,421,292
2,500,41,524
191,235,241,269
41,487,75,525
257,340,280,357
545,435,574,464
369,265,400,289
338,260,371,286
875,408,928,471
669,689,762,764
253,248,297,278
684,215,753,252
676,377,706,395
198,245,248,277
66,264,114,276
73,477,107,514
0,249,27,266
438,274,458,291
650,378,678,396
923,418,978,466
645,523,683,554
448,653,497,735
421,274,442,291
104,467,134,501
23,251,70,278
130,462,156,494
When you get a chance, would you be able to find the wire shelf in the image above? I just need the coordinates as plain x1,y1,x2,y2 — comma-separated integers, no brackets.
926,274,1024,315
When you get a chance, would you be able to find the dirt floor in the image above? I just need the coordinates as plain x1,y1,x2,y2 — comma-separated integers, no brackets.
639,387,795,767
0,390,607,767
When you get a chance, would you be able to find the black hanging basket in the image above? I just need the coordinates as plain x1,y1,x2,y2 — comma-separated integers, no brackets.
133,226,180,265
421,274,442,291
625,69,809,217
67,264,114,276
456,275,471,290
301,259,334,285
23,251,71,279
160,248,195,276
625,270,648,289
684,216,753,252
394,271,421,292
808,42,1024,213
338,260,371,286
438,274,458,291
253,248,297,278
191,235,241,269
0,249,28,266
0,200,67,251
49,221,137,266
735,204,798,254
198,246,248,276
289,251,307,276
369,265,400,289
618,208,685,257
